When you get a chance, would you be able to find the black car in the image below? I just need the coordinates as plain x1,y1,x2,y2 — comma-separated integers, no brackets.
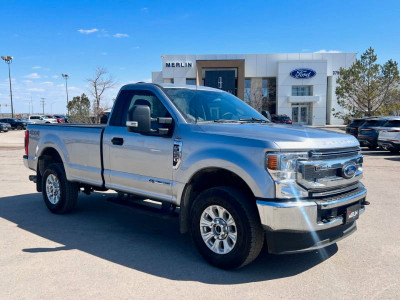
345,118,369,138
0,122,11,132
0,118,27,130
357,118,390,150
271,115,292,124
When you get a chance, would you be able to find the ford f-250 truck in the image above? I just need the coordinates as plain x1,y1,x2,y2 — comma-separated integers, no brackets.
23,83,368,269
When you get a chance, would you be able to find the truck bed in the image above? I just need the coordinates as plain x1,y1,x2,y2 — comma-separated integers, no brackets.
26,123,105,187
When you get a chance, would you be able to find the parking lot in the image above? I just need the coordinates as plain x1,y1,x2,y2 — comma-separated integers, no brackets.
0,129,399,299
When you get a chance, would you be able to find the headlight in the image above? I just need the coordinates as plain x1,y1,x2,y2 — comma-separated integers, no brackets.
265,152,309,199
266,152,308,179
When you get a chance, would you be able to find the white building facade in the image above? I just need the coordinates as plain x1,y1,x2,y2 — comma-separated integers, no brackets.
152,53,357,125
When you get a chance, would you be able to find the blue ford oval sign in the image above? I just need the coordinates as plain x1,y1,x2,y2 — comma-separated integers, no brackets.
290,68,316,79
342,163,357,179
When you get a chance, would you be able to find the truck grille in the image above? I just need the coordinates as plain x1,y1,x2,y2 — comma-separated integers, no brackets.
309,146,360,160
297,147,363,193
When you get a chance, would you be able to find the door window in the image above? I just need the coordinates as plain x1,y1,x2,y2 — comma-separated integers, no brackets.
292,107,299,123
110,90,172,131
300,106,308,123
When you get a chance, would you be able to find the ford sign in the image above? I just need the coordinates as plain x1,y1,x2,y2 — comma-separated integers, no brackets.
290,68,316,79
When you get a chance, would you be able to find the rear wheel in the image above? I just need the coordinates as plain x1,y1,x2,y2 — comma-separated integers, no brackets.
190,186,264,269
42,163,78,214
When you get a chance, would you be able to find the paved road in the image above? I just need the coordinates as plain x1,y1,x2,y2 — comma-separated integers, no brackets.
1,130,399,299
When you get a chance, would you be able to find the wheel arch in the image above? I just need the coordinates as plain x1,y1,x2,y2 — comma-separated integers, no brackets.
36,147,64,192
179,167,255,234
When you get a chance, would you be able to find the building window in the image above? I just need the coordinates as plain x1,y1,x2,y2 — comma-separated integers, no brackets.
244,78,251,102
164,78,174,84
292,86,312,96
186,78,196,85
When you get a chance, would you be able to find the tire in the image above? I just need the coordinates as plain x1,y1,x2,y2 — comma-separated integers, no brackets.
389,148,400,154
17,125,22,130
190,186,264,269
42,163,79,214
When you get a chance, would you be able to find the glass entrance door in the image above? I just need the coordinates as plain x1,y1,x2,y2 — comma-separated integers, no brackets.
292,104,309,124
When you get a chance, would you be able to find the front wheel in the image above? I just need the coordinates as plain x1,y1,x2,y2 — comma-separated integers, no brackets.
190,186,264,269
42,163,79,214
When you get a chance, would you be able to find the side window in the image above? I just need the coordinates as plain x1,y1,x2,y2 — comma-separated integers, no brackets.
127,94,169,121
110,89,172,130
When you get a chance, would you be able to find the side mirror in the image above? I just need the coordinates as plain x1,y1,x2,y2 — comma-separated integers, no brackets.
126,105,151,133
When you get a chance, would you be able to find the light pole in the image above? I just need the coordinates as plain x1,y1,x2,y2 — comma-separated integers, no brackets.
62,73,69,115
1,56,14,118
40,98,45,115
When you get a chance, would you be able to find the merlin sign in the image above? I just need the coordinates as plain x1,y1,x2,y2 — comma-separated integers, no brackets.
165,62,193,68
290,68,316,79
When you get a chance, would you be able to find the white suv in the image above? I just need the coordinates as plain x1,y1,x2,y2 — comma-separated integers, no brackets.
378,118,400,153
29,115,58,124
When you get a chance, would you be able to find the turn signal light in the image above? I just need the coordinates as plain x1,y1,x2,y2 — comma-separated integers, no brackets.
267,154,278,170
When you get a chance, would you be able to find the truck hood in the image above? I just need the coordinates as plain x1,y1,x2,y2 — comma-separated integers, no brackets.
197,123,359,150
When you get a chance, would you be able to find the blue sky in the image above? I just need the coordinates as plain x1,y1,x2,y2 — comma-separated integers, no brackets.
1,0,399,114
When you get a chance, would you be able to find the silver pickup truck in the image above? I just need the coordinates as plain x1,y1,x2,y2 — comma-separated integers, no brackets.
23,83,368,269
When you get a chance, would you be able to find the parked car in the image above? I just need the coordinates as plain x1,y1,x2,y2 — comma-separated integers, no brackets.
24,83,367,269
357,117,391,150
271,114,292,124
18,118,32,124
29,115,58,124
53,115,69,123
0,122,11,132
345,118,370,138
0,118,27,130
378,117,400,153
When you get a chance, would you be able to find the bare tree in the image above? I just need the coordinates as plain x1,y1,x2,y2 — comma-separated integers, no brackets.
87,67,116,123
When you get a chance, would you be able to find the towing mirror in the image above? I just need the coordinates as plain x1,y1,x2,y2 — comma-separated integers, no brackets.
126,105,151,134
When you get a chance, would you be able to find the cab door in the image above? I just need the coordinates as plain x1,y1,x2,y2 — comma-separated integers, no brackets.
103,88,175,202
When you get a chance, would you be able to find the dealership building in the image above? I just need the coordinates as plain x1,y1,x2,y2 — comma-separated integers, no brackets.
152,52,357,125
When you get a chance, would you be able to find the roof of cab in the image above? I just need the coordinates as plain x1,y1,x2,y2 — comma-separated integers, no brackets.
120,82,222,92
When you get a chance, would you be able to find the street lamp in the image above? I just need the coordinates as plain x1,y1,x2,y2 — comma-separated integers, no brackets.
1,56,14,118
61,73,69,115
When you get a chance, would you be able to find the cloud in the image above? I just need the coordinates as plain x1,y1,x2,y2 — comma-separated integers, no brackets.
23,80,33,84
41,81,54,86
113,33,129,38
101,52,108,56
24,72,41,79
27,88,45,92
32,66,41,69
52,75,59,79
314,49,342,53
78,28,99,34
141,7,148,12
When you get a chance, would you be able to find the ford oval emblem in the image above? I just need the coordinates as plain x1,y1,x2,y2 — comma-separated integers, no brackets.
290,68,316,79
342,163,357,179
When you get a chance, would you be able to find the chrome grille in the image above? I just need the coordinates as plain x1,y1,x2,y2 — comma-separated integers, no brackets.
297,147,363,193
309,146,360,160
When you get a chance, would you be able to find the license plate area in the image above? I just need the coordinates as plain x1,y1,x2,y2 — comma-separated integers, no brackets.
345,203,360,223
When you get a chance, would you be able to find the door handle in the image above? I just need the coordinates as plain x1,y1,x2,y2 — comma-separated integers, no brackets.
111,137,124,146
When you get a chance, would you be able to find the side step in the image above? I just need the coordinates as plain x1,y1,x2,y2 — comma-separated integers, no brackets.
107,195,179,219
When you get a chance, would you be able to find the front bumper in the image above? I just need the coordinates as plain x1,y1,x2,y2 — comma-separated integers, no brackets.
256,185,367,254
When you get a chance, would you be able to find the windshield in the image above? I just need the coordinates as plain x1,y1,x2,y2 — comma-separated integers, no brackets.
163,88,268,123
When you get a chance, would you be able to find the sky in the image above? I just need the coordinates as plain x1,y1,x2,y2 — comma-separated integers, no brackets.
0,0,399,115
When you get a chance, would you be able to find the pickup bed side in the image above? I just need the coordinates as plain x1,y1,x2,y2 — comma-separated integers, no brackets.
25,124,106,188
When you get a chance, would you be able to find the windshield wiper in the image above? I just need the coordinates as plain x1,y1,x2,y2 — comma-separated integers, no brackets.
213,119,242,123
239,118,269,123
